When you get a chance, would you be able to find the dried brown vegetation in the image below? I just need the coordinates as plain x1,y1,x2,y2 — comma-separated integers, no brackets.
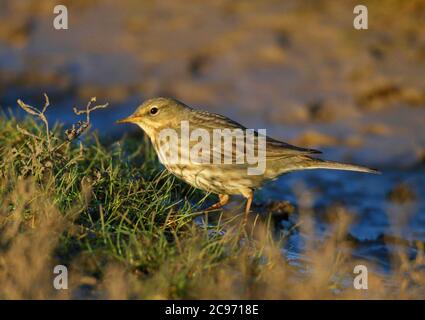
0,96,424,299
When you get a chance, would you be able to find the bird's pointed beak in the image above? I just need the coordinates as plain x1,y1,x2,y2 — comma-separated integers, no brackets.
116,115,139,124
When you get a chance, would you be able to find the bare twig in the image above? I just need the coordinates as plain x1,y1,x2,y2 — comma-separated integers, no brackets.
73,97,109,124
41,93,50,114
65,97,109,141
16,94,109,162
17,93,52,150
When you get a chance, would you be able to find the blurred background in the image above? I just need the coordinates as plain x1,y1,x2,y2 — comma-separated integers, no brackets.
1,0,425,269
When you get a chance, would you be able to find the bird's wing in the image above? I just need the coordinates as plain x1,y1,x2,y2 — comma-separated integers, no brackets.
264,135,321,158
182,110,321,164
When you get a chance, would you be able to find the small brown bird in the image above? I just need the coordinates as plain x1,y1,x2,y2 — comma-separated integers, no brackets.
117,97,378,220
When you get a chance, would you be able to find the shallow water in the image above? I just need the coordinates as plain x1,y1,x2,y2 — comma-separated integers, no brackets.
268,169,425,271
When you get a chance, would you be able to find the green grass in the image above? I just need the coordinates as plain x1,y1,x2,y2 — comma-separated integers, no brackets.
1,97,424,299
0,99,278,299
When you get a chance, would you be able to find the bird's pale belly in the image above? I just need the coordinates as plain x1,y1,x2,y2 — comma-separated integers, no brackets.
164,163,259,195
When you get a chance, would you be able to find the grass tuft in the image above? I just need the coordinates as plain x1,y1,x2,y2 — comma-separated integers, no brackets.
0,95,424,299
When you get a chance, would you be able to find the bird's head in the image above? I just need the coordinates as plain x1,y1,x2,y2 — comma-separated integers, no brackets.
116,97,191,137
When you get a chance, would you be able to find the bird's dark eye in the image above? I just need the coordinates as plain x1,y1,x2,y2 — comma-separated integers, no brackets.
150,107,159,115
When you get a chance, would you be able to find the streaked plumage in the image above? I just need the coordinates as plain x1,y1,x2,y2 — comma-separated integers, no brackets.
117,97,379,219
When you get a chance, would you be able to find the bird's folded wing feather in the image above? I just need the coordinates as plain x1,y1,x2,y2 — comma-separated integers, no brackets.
183,111,321,164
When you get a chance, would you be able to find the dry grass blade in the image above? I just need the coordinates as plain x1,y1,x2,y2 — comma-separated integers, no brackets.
16,124,43,141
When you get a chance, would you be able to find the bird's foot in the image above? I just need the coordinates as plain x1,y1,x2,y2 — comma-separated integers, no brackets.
204,194,230,212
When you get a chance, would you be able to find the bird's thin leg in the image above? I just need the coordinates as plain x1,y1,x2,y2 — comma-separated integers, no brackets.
243,190,253,223
205,194,230,211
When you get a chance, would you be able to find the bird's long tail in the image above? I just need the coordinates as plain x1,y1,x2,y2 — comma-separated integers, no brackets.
299,157,380,174
280,156,380,174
